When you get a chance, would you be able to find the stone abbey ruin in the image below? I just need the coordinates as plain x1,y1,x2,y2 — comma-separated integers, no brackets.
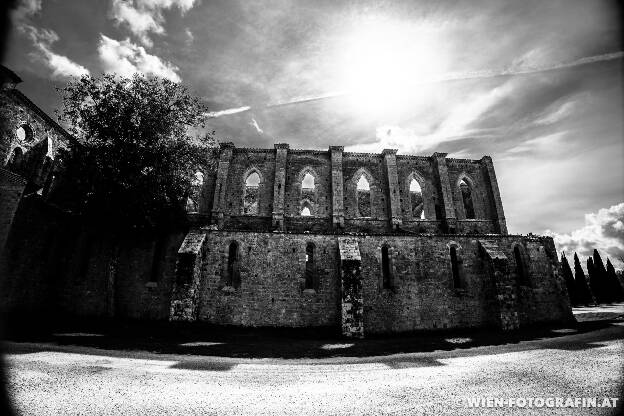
0,66,573,337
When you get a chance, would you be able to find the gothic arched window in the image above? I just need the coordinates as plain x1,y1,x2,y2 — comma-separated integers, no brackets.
450,246,461,288
356,174,371,217
243,171,260,215
459,178,475,219
409,178,425,219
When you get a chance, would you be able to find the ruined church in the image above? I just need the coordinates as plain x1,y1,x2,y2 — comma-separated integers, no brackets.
0,66,573,337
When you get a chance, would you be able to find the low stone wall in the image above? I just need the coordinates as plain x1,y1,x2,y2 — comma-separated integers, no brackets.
196,230,573,333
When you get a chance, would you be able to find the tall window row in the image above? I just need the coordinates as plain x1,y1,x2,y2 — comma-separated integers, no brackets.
234,167,479,220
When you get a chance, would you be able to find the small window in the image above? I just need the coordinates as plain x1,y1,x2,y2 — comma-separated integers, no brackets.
459,179,475,219
409,178,425,219
305,243,315,290
302,173,315,190
301,206,311,216
227,241,240,288
381,245,392,289
450,246,461,288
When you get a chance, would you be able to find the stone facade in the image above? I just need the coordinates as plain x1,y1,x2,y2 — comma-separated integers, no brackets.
0,66,574,336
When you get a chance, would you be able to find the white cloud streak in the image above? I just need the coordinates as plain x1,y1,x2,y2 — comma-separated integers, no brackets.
97,35,181,82
20,24,89,79
110,0,198,47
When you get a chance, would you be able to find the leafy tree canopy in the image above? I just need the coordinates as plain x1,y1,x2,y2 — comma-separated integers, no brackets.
56,73,216,232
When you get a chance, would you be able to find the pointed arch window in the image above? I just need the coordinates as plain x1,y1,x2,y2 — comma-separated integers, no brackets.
459,179,475,219
356,174,371,217
409,178,425,219
186,170,204,213
243,171,260,215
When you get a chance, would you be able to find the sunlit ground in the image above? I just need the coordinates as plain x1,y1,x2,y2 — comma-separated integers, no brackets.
5,304,624,415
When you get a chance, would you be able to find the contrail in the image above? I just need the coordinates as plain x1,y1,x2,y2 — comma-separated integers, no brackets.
205,51,623,117
203,106,250,118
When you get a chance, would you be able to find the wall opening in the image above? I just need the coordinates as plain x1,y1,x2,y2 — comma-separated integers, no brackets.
227,241,240,288
356,174,371,217
459,179,475,219
514,245,529,286
186,170,204,213
305,242,315,290
243,171,260,215
302,172,315,190
381,245,392,289
16,124,34,142
301,206,311,216
409,178,425,219
450,246,461,288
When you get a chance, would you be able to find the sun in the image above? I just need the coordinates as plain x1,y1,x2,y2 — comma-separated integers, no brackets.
338,18,448,116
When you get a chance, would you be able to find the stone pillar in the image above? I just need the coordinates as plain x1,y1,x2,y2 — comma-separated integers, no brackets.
481,156,508,234
382,149,402,229
330,146,345,228
432,152,457,233
338,237,364,338
211,142,234,228
479,240,519,331
169,231,206,322
272,143,289,230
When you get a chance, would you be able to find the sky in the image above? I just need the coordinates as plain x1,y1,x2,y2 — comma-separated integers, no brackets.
4,0,624,267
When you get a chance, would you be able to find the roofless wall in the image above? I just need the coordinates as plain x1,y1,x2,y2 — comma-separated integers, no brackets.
195,143,508,235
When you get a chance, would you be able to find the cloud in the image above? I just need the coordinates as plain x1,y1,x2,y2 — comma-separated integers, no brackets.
12,0,42,21
203,106,250,118
546,202,624,270
250,117,263,134
20,24,89,79
110,0,198,47
97,35,181,82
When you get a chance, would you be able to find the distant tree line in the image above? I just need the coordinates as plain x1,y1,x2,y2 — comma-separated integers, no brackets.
560,250,624,306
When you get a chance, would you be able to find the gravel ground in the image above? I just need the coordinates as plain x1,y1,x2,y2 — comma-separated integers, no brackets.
3,307,624,415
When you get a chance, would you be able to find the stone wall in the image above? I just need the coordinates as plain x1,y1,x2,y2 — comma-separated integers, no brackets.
194,230,573,333
207,144,507,235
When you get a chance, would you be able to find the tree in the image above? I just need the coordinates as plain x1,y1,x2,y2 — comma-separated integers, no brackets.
606,259,624,302
560,253,576,305
574,253,593,305
592,250,610,303
55,73,216,232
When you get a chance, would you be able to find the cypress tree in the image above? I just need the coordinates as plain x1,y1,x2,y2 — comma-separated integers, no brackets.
560,253,577,305
606,259,624,302
593,250,611,303
587,257,603,304
574,253,593,305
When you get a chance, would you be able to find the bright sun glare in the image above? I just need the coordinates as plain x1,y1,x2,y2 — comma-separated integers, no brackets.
340,18,447,115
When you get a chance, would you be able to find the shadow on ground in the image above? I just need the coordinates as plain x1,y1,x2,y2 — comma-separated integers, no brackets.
4,314,623,362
